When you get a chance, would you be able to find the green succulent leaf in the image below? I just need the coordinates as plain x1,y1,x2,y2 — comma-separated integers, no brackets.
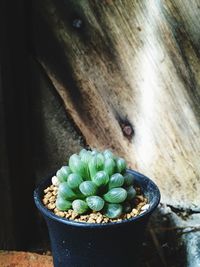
56,197,72,211
79,181,98,196
69,153,79,162
72,188,85,200
86,196,105,211
108,173,124,189
92,171,109,187
104,158,115,176
69,154,88,179
88,153,104,178
123,202,132,213
67,173,83,189
91,149,98,156
54,149,134,219
126,186,136,200
56,166,71,182
116,157,126,174
104,203,123,218
58,182,77,200
79,149,88,157
72,199,89,214
104,188,127,204
103,149,114,160
123,172,135,186
80,150,92,165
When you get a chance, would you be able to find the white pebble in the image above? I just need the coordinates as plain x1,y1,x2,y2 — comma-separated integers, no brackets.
141,204,150,211
52,176,60,186
139,210,146,215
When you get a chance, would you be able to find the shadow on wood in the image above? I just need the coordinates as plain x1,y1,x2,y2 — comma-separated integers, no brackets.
32,0,200,211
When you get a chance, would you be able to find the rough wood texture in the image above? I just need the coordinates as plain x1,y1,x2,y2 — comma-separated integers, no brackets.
0,251,53,267
30,60,84,181
33,0,200,210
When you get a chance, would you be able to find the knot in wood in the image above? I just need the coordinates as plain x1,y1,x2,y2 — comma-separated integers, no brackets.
121,123,134,139
123,125,133,136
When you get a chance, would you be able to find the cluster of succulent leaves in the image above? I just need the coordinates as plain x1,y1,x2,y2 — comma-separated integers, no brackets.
55,149,136,219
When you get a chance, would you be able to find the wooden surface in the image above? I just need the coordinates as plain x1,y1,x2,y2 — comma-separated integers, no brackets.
0,251,53,267
32,0,200,210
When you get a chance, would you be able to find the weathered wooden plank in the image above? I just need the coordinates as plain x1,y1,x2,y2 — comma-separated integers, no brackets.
32,0,200,210
0,251,53,267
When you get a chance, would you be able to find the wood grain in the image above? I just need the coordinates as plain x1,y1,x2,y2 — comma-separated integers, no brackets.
32,0,200,210
0,251,53,267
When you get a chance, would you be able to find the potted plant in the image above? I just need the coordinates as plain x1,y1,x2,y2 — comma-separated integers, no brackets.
34,149,160,267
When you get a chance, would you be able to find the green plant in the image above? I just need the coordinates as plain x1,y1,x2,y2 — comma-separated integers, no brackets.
55,149,136,218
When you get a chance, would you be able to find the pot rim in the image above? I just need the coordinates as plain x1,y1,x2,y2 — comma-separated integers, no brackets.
34,169,160,228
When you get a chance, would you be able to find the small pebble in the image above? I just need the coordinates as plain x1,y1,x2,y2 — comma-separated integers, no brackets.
131,208,138,215
137,202,146,210
52,176,59,186
139,210,146,215
43,198,49,205
49,196,56,202
137,195,144,201
90,214,97,219
141,204,150,211
68,210,73,215
47,203,56,210
44,188,50,193
71,211,78,220
88,218,95,223
103,218,109,223
127,214,132,219
45,192,52,198
57,211,65,217
96,217,103,223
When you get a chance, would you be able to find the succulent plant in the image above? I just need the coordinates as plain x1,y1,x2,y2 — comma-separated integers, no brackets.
54,149,136,219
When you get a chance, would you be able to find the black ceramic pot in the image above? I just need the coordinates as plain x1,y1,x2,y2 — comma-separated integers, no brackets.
34,169,160,267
